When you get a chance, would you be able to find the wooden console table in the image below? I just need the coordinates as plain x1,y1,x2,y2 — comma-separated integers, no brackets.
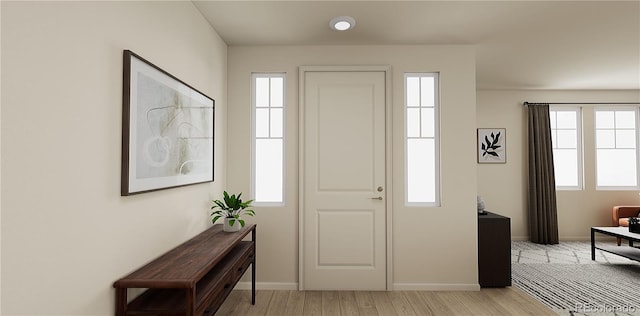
113,224,256,316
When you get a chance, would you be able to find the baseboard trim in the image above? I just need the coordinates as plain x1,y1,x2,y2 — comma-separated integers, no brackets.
233,282,480,291
234,282,298,290
392,283,480,291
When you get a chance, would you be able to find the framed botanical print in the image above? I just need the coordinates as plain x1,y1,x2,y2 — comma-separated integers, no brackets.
477,128,506,164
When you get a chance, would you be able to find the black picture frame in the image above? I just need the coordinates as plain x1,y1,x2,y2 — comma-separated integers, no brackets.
477,128,506,164
121,50,215,196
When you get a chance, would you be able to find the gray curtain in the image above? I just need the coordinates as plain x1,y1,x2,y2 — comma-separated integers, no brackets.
527,103,559,244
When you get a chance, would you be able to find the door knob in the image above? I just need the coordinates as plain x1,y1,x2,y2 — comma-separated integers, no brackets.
371,197,383,200
377,186,384,192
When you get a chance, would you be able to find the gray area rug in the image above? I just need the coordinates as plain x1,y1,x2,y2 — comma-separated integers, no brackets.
512,241,640,315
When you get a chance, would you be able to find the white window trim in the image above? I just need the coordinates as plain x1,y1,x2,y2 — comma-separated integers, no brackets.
251,73,286,206
594,107,640,191
404,72,440,207
550,106,583,191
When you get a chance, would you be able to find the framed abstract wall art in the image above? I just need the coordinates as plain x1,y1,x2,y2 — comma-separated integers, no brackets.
121,50,214,195
477,128,506,164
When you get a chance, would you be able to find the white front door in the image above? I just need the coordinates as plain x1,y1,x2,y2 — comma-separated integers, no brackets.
300,68,387,290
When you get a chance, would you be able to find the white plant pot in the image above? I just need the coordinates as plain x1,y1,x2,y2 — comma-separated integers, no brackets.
223,218,241,232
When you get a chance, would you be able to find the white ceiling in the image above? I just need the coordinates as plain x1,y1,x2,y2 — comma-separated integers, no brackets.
193,1,640,90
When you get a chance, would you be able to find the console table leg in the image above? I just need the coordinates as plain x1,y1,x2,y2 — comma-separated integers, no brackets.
186,288,196,316
115,288,127,316
252,226,256,305
591,228,596,260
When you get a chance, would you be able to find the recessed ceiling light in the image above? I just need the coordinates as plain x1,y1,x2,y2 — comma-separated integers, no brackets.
330,16,356,31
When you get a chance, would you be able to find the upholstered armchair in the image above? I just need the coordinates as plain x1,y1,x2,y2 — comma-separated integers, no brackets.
612,206,640,245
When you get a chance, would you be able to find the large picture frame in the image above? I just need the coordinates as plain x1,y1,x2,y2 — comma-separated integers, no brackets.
477,128,506,164
121,50,215,195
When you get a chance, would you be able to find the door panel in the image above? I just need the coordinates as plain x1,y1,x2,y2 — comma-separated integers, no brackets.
317,84,374,192
317,209,375,266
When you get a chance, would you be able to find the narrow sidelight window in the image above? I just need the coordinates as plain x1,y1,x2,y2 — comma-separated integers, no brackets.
405,73,440,206
252,73,285,204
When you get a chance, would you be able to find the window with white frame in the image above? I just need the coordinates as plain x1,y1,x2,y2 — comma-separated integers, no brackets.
549,108,582,190
405,73,439,205
252,73,285,204
595,108,639,189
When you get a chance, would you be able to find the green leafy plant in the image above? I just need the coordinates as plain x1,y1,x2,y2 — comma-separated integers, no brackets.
210,191,255,228
481,131,502,158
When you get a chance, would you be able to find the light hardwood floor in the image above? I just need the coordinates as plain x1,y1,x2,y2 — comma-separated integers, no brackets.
216,288,556,315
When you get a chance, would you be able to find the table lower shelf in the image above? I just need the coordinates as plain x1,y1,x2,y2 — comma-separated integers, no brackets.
595,244,640,262
125,241,254,315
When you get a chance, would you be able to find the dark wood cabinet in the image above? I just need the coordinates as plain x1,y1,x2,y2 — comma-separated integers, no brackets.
478,211,511,287
113,224,256,316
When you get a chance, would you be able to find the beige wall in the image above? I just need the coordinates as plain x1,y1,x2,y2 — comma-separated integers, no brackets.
1,2,227,315
477,89,640,240
227,45,478,290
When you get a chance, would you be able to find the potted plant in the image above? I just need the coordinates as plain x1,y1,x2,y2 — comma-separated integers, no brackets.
211,191,255,232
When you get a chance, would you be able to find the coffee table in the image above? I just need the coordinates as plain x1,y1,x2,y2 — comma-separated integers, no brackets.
591,227,640,262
